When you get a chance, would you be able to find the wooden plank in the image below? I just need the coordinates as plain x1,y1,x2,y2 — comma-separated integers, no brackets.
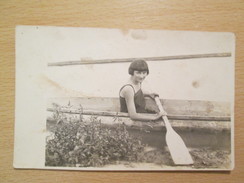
47,113,231,132
47,97,231,117
48,52,231,66
46,107,231,121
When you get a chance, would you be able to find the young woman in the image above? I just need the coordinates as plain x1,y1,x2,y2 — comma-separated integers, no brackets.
119,60,167,121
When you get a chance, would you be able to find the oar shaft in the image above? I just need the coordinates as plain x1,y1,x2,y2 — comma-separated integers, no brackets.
155,97,172,130
48,52,231,66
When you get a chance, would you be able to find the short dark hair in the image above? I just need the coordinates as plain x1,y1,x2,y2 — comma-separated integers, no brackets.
128,60,149,75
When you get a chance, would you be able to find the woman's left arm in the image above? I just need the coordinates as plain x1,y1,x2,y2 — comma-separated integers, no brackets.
142,89,159,99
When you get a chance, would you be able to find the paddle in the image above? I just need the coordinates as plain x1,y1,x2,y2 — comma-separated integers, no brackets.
155,97,194,165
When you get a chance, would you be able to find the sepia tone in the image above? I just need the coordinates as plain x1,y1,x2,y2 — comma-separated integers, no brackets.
1,0,244,183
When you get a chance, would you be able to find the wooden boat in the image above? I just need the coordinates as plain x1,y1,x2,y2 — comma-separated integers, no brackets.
46,97,231,150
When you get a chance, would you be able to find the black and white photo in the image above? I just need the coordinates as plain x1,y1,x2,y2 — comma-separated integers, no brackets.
14,26,235,170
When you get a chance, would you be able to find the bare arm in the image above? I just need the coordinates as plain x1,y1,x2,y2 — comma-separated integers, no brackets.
122,86,163,121
142,88,151,96
142,88,159,99
142,88,167,114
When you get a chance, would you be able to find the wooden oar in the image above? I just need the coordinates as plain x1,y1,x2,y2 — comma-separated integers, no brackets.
155,97,194,165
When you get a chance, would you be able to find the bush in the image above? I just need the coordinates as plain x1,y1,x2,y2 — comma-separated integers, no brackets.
46,116,144,167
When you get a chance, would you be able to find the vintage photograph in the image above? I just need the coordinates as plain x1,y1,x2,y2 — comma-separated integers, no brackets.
14,26,235,170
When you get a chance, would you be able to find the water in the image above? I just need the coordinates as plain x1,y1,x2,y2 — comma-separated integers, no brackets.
127,127,231,150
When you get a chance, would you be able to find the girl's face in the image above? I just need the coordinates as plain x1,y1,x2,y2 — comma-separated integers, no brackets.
132,70,148,83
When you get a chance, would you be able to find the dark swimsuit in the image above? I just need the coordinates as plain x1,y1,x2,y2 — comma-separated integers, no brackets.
119,84,147,113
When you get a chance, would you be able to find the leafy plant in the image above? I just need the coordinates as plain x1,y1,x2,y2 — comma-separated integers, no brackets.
46,110,144,167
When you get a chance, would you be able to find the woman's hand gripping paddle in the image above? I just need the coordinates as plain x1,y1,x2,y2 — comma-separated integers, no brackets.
155,97,193,165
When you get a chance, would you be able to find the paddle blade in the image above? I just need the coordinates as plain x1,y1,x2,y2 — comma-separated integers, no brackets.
166,129,193,165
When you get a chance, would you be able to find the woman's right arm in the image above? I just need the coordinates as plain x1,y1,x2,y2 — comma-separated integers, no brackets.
122,86,164,121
